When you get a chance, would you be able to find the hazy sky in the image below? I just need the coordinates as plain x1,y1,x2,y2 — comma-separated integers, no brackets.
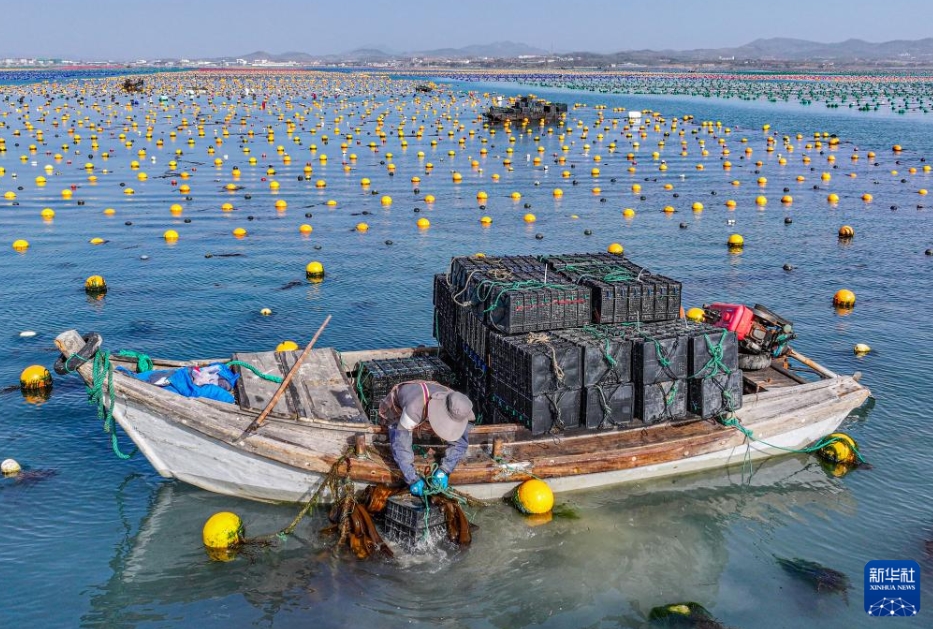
2,0,931,60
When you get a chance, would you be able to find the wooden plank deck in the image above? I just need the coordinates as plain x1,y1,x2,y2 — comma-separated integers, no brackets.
743,365,802,393
233,348,367,423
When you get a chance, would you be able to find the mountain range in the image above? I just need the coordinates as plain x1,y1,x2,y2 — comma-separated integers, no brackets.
229,37,933,65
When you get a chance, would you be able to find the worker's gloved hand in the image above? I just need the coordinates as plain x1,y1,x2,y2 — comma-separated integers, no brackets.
431,469,449,491
409,479,426,497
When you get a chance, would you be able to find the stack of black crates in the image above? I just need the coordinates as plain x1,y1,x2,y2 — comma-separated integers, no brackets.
357,252,741,436
431,253,743,436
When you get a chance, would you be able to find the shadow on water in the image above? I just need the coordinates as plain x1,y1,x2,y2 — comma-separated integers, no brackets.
81,456,854,628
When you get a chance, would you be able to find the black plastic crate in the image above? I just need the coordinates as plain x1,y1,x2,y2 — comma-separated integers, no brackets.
462,368,492,425
540,252,639,272
554,329,632,386
433,274,462,360
459,309,489,360
383,495,446,547
632,332,688,385
650,274,683,321
355,356,457,423
488,333,583,394
449,255,546,293
687,328,738,378
688,371,744,418
587,279,644,324
584,382,635,429
636,379,687,424
492,379,582,435
485,282,591,334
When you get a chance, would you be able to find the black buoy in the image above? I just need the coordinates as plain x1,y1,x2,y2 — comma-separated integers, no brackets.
785,217,793,224
413,207,420,213
244,194,252,199
524,203,532,209
679,222,688,229
184,218,192,223
313,245,322,250
584,229,592,235
925,249,932,255
783,263,794,271
305,212,313,218
125,221,133,226
535,233,544,240
479,204,486,210
362,210,371,215
600,197,607,202
385,240,394,246
891,205,898,210
247,216,254,221
204,253,213,258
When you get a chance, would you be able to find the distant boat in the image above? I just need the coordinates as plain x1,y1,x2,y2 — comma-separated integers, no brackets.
484,95,568,124
55,329,869,503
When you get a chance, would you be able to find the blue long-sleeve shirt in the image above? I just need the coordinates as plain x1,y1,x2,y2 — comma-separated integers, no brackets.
390,422,472,485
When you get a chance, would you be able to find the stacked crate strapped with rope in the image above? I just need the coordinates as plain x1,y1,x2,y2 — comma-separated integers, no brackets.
354,355,458,424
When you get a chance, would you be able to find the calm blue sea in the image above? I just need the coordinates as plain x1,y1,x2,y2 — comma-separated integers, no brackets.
0,69,931,628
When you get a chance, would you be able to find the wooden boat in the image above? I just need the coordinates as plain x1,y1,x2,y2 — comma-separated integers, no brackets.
55,329,870,503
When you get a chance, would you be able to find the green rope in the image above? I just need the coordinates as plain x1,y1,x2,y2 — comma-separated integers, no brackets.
112,350,154,373
720,417,866,463
87,350,136,460
226,360,284,383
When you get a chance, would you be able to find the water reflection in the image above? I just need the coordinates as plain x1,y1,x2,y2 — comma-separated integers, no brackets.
85,456,853,628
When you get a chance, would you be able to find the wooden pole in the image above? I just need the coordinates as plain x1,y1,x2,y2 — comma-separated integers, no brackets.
238,315,331,441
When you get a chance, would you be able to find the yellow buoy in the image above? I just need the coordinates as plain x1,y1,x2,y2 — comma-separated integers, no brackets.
20,365,52,391
416,217,430,229
299,224,313,235
41,208,55,219
838,225,854,239
691,202,704,212
276,341,299,353
686,307,705,322
163,230,179,242
202,511,244,549
424,194,436,204
862,193,873,202
260,308,272,316
232,227,247,238
305,261,325,278
755,195,768,207
84,275,107,296
513,479,554,515
854,343,871,356
12,239,29,251
622,208,636,218
827,193,839,204
89,237,105,246
728,234,744,249
380,195,392,206
608,242,624,255
523,213,536,223
356,222,369,232
833,289,856,308
479,216,492,226
552,188,564,198
818,432,859,464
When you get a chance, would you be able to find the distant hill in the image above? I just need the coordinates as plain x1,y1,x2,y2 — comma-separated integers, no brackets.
229,37,933,66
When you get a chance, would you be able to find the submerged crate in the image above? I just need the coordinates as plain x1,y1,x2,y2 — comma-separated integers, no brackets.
488,333,582,395
688,371,744,418
355,355,457,423
584,382,635,429
636,379,687,424
492,379,582,435
383,495,446,547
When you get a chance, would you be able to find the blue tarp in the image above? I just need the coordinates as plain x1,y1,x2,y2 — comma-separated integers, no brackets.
120,363,239,404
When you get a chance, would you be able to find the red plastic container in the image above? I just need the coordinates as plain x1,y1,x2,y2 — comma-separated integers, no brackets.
707,303,754,340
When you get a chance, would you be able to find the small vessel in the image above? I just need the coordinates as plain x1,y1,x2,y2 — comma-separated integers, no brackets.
484,95,567,124
55,327,869,503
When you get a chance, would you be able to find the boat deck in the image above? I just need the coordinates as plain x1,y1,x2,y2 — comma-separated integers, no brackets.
743,362,808,392
233,349,367,422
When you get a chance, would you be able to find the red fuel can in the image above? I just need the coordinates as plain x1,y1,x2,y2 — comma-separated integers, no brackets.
707,303,755,340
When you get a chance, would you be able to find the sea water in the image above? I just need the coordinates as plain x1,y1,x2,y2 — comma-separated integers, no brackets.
0,70,931,628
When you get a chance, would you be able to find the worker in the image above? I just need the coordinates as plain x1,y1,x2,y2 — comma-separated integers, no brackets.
378,380,475,496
